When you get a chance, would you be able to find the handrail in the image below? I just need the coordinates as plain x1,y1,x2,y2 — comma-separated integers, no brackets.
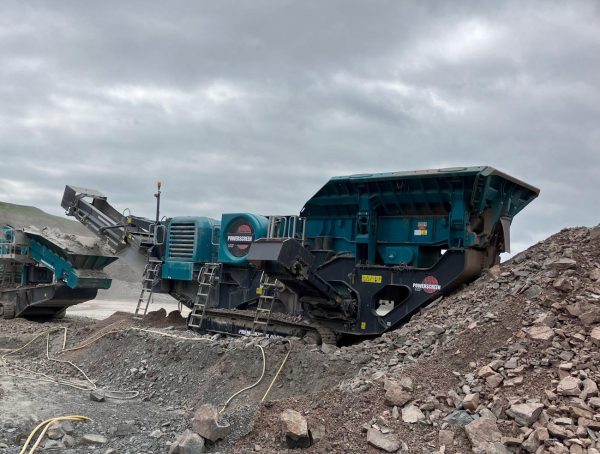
266,215,305,240
0,227,29,258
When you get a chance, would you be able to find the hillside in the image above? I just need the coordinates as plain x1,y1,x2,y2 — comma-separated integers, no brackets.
0,200,140,283
0,201,89,234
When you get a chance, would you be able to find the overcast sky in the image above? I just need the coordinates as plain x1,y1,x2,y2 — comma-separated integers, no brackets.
0,1,598,254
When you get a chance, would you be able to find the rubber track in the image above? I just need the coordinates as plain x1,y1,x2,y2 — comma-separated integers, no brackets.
170,291,338,344
200,307,337,345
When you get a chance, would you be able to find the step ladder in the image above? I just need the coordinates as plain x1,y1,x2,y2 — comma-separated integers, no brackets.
134,260,162,319
0,263,8,287
187,263,221,330
0,262,21,288
251,273,279,335
0,263,7,287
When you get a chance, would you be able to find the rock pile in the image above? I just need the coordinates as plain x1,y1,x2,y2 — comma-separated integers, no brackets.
235,225,600,453
355,226,600,453
2,225,599,453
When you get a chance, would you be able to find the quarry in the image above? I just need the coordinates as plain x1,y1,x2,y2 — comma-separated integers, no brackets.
1,169,599,453
1,1,597,453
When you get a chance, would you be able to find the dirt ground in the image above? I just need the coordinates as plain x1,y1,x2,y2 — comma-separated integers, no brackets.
1,225,599,454
0,309,360,453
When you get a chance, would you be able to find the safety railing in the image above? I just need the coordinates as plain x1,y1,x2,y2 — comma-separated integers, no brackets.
0,227,29,260
0,262,23,287
266,216,306,244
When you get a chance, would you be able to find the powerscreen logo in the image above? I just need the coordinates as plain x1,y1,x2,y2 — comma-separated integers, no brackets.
226,219,254,257
412,276,441,294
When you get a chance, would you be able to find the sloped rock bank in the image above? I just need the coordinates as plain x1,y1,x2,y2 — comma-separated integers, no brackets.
233,225,600,453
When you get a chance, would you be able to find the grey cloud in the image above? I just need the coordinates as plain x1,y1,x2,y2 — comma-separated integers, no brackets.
0,0,599,255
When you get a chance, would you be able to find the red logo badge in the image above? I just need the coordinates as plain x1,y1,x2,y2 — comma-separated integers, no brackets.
412,276,441,294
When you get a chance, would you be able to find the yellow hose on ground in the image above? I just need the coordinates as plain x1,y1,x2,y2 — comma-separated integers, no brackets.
1,324,212,399
220,344,266,413
3,321,292,413
19,415,91,454
261,339,292,402
219,338,294,413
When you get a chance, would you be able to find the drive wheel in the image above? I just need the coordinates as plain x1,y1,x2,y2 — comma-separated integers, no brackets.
0,300,16,319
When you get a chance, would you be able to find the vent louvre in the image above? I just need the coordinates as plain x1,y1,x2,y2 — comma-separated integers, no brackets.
168,223,195,259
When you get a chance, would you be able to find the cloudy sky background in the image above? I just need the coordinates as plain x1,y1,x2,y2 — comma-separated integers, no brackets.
0,1,599,254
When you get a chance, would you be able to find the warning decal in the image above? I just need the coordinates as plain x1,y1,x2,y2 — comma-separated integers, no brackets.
414,220,428,236
361,274,383,284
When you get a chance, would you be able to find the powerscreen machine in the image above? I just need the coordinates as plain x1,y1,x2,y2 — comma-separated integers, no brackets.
0,225,117,319
62,166,539,343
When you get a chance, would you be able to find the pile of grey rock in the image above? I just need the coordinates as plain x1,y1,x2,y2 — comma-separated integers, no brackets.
357,225,600,453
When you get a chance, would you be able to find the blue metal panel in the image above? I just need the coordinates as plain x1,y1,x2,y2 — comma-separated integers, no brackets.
165,216,220,263
27,238,112,289
162,261,194,281
377,245,416,265
304,217,355,254
300,166,540,267
161,216,220,281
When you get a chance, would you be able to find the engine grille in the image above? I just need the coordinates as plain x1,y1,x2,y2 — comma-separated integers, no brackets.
168,223,196,259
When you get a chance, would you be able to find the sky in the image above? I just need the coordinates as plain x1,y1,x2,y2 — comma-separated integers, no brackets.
0,0,599,255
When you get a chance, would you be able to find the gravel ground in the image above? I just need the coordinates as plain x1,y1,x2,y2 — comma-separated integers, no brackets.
1,225,599,453
0,310,360,453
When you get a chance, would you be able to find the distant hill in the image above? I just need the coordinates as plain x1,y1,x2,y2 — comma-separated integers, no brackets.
0,200,140,283
0,201,88,234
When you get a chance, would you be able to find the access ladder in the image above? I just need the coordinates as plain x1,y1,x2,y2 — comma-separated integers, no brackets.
0,262,22,288
251,273,279,335
134,260,162,319
187,263,220,330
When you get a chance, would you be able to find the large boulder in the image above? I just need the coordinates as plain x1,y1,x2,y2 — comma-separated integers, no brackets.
582,378,599,398
553,277,573,292
443,410,474,427
565,301,595,317
191,404,231,442
169,430,205,454
462,393,480,412
557,376,581,396
527,325,554,341
505,402,544,427
280,409,311,449
401,404,425,423
486,373,504,389
384,383,412,407
477,366,496,378
81,434,108,445
366,429,400,453
522,427,550,453
579,307,600,326
549,258,577,270
45,421,65,440
464,417,502,449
